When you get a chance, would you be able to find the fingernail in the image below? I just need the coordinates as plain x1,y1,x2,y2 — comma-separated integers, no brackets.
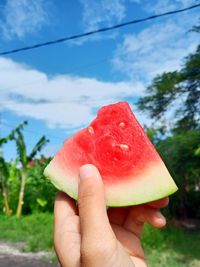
156,213,166,225
79,164,94,180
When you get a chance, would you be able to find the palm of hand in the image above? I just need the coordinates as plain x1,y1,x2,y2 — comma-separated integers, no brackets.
54,193,167,267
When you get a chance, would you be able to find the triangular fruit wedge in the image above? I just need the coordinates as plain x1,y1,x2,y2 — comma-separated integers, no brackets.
44,102,178,206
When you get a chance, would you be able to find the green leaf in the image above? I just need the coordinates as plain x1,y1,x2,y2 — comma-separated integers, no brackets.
28,136,49,161
0,156,9,179
15,129,27,166
195,146,200,156
36,198,47,207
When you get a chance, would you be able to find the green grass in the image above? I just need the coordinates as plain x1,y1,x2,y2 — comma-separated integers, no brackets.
143,224,200,267
0,213,54,252
0,213,200,267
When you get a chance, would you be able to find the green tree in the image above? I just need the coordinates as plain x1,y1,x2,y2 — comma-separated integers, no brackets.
0,121,26,215
0,157,11,215
138,45,200,133
14,122,49,217
138,23,200,219
156,130,200,218
0,159,19,215
24,157,57,213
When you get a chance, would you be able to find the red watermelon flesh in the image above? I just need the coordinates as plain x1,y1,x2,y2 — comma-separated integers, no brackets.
44,102,178,206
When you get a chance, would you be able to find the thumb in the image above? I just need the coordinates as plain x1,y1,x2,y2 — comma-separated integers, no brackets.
78,164,115,247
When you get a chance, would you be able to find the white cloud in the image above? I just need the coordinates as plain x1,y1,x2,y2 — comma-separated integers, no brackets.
80,0,126,31
112,12,199,82
0,0,50,39
0,57,145,130
75,0,126,44
145,0,198,14
128,0,198,14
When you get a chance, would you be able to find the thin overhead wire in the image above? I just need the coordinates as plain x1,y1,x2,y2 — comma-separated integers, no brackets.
0,3,200,56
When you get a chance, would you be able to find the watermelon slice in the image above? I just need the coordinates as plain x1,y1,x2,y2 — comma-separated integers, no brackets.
44,102,178,206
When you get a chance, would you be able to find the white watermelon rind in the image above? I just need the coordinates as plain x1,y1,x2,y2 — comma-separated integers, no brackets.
44,159,178,207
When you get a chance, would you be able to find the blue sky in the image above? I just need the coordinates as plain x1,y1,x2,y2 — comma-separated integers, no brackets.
0,0,199,159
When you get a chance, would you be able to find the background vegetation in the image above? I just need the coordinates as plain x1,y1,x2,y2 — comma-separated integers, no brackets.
0,214,199,267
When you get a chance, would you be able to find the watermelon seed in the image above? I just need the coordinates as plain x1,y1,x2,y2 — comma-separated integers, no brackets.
119,122,125,128
119,144,129,151
88,126,94,134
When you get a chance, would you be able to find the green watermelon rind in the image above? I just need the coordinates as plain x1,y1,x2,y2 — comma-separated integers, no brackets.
44,161,178,207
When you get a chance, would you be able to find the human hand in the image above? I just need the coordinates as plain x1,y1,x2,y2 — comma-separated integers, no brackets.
54,164,168,267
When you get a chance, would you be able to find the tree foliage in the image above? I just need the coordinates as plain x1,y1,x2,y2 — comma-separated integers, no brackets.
156,130,200,219
157,131,200,189
24,158,57,213
138,45,200,133
0,121,50,217
192,19,200,33
13,121,49,217
138,23,200,219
